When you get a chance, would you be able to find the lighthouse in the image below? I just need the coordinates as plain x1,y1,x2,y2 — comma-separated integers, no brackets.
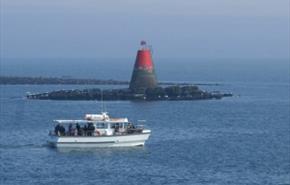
129,41,158,93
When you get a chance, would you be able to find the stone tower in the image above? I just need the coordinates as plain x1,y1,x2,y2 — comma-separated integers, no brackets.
129,41,158,93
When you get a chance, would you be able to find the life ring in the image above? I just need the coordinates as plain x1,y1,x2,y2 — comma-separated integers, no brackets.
95,130,101,136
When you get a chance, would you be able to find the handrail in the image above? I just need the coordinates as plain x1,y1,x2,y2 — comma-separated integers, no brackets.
49,127,144,137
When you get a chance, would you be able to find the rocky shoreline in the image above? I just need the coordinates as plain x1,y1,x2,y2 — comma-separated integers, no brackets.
26,86,232,101
0,76,232,101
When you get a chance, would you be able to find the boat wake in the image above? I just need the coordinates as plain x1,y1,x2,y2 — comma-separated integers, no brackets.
0,143,47,149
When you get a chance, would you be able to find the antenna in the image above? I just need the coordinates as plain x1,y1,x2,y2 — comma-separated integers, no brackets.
104,96,107,113
100,89,107,113
101,89,104,112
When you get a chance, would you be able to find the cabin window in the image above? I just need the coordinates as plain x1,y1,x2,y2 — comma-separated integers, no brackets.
96,123,106,129
111,123,121,129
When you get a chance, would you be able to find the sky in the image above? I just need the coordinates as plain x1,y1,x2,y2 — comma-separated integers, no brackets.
0,0,289,59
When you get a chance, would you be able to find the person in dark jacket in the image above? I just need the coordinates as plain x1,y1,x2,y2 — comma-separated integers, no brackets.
83,125,88,136
54,124,60,136
76,123,81,136
68,123,73,136
87,123,95,136
59,125,65,136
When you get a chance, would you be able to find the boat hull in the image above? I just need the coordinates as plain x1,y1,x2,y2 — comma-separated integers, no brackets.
47,133,150,148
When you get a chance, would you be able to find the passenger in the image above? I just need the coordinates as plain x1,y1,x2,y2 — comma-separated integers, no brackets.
59,125,65,136
128,123,135,129
127,123,132,134
132,124,136,129
87,123,94,136
79,128,84,136
76,123,81,136
54,124,60,136
63,126,66,136
83,125,88,136
68,123,73,136
127,123,136,134
90,123,95,136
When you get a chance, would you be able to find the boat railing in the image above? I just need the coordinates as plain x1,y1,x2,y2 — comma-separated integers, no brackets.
49,129,98,137
49,126,145,137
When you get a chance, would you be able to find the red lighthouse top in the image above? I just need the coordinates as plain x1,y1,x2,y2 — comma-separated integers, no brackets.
129,41,158,91
134,41,153,70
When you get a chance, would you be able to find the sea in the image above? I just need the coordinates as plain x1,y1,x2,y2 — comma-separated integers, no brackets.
0,58,289,185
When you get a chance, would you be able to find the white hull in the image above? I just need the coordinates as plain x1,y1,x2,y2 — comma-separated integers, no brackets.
48,132,150,148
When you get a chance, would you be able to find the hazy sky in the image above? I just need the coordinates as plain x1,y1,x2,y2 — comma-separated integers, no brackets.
0,0,289,59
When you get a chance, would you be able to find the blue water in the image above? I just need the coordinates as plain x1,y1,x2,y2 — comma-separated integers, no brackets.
0,59,289,185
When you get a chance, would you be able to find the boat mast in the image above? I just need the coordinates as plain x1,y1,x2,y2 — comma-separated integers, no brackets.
101,89,107,113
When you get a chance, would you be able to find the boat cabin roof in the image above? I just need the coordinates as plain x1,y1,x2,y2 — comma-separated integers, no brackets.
54,118,129,124
53,112,131,124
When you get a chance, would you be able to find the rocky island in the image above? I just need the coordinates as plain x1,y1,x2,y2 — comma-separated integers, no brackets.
25,41,232,101
26,85,232,101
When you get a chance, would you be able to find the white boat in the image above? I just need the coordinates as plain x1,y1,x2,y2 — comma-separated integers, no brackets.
48,112,151,148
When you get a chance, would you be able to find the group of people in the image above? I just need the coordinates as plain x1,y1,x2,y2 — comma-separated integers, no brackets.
53,122,141,136
54,124,66,136
54,122,96,136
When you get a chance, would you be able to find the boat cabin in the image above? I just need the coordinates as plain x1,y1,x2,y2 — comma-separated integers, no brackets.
51,112,143,137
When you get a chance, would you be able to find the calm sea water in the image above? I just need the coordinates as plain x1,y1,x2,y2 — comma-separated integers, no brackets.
0,59,289,185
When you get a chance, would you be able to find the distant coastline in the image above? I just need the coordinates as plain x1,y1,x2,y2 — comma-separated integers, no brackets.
1,76,230,101
0,76,220,86
0,76,128,85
